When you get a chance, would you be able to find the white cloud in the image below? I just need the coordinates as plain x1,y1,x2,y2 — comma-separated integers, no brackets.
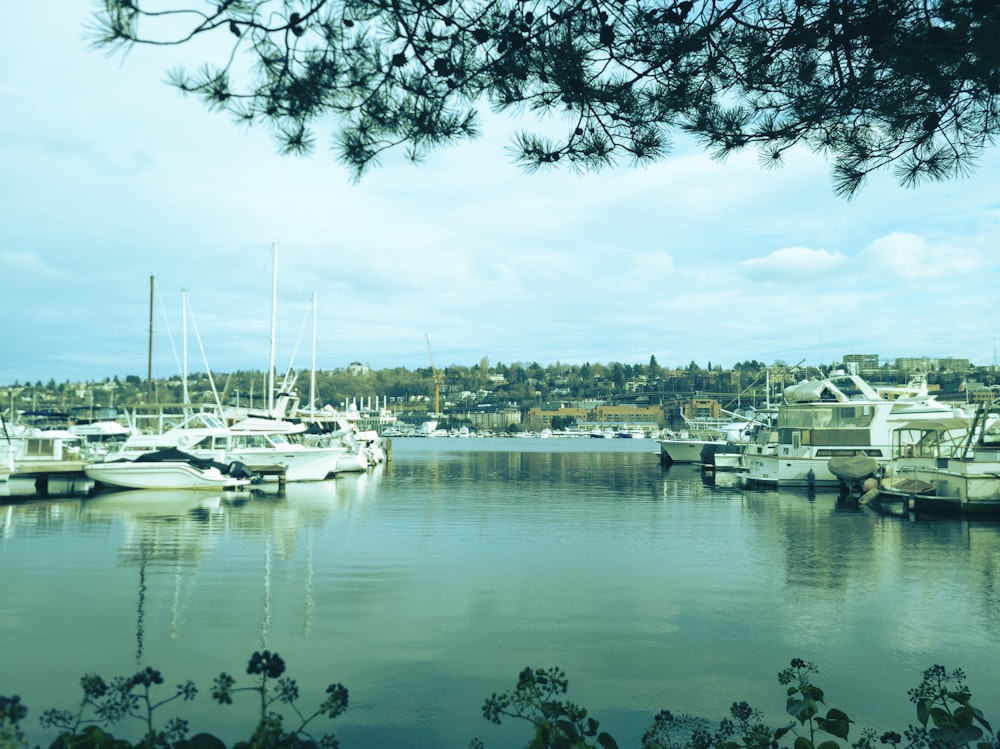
859,232,989,282
738,247,846,280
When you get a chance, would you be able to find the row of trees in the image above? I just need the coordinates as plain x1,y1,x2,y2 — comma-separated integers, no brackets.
2,356,778,419
6,355,993,422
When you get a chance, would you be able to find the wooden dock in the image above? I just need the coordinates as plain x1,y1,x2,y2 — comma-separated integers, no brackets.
11,460,88,496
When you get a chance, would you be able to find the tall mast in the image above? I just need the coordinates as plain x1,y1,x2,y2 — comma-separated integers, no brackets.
268,242,278,416
310,292,317,420
182,290,189,407
147,274,154,403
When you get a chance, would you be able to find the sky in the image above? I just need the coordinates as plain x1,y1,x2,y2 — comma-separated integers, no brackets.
3,3,1000,387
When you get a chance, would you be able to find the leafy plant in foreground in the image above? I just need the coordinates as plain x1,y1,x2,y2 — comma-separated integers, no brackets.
4,657,998,749
1,695,29,749
885,664,995,749
211,650,349,749
478,666,619,749
474,660,998,749
39,666,196,748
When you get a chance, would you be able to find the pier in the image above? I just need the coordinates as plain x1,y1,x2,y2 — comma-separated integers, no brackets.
12,460,88,496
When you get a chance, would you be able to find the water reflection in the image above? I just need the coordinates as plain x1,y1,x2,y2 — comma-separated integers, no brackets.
1,444,998,749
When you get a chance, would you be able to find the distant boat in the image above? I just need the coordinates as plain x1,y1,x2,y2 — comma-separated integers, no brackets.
84,448,254,490
416,421,439,437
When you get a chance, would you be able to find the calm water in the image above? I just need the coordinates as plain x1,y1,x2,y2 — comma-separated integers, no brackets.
2,438,999,748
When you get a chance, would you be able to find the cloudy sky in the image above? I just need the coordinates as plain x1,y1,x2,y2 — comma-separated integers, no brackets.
3,2,1000,386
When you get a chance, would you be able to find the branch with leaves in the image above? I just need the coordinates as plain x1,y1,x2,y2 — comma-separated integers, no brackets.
90,0,1000,195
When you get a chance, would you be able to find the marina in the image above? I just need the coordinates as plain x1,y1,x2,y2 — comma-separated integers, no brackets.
3,438,999,749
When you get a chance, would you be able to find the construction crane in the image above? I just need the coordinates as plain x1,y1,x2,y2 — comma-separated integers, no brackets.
425,333,443,416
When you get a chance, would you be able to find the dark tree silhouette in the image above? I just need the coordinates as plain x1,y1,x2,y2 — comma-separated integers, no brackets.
91,0,1000,196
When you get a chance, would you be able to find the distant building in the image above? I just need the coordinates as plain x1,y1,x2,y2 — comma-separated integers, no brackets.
895,357,933,376
526,405,589,429
593,403,664,427
938,357,971,372
682,398,723,421
843,354,879,376
346,361,371,375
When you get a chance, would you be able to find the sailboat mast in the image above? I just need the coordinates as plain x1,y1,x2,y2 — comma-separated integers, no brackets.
268,242,278,416
182,291,189,407
147,274,154,403
310,292,317,421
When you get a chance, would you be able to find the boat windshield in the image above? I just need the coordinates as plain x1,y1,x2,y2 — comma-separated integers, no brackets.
779,405,875,429
230,434,275,449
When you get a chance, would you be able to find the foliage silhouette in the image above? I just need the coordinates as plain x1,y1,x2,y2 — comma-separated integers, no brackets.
90,1,1000,195
1,657,997,749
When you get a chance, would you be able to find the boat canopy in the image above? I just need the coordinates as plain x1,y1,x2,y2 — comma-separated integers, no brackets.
892,418,971,433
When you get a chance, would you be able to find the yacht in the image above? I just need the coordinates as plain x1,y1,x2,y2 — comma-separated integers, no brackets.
103,412,346,482
658,411,752,465
875,402,1000,516
739,372,965,488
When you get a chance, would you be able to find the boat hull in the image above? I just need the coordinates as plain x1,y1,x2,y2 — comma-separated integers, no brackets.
876,457,1000,517
84,462,250,490
660,438,723,465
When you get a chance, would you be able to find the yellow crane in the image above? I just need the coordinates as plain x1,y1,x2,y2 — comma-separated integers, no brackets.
426,334,443,416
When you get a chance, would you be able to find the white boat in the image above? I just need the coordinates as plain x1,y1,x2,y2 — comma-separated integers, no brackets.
84,448,253,490
699,441,743,472
68,420,132,459
659,409,756,465
2,424,87,477
416,420,440,437
739,372,965,488
354,430,386,464
658,430,725,464
875,404,1000,517
0,446,12,482
105,412,346,482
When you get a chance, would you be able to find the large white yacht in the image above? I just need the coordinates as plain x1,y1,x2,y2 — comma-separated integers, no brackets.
738,372,966,488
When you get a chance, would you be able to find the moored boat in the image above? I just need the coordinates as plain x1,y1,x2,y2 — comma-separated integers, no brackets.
660,430,725,464
106,412,346,482
738,372,964,488
875,406,1000,517
84,447,254,490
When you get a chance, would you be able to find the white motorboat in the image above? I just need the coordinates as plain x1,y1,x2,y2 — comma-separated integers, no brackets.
658,429,726,464
659,409,756,465
84,448,253,490
739,372,965,488
876,404,1000,517
106,412,346,482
